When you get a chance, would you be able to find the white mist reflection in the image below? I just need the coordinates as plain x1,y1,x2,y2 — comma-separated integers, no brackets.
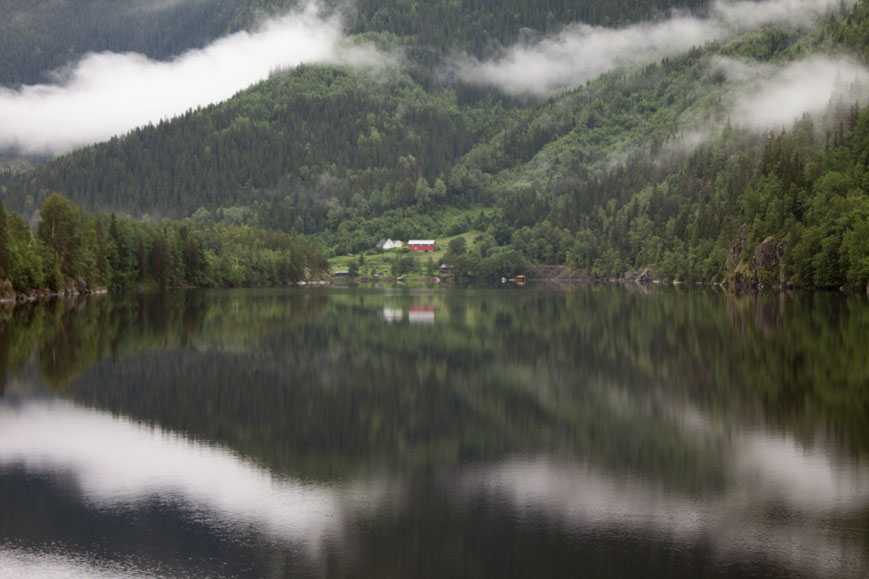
0,547,154,579
0,399,392,548
462,429,869,577
732,431,868,512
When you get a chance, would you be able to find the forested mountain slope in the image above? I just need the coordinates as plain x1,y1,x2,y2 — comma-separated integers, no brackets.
0,0,707,87
0,0,289,86
2,0,869,289
4,2,845,223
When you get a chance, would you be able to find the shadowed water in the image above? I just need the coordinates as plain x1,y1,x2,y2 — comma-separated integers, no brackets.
1,286,867,578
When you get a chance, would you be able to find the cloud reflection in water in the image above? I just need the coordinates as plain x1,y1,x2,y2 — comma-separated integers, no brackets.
461,430,869,578
0,399,393,549
2,396,868,577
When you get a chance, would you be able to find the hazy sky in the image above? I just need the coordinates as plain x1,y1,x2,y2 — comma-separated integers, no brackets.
0,3,388,155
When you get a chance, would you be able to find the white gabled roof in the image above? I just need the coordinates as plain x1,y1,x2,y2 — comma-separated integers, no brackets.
408,240,435,245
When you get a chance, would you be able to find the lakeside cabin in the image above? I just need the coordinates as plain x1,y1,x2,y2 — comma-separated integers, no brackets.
408,239,436,252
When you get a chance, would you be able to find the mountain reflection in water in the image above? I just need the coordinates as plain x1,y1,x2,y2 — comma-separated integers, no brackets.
0,287,868,578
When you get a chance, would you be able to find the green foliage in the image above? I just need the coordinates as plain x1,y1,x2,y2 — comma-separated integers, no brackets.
0,195,328,295
37,193,85,279
391,253,417,276
0,0,297,86
0,202,8,279
4,1,869,287
0,0,710,87
4,66,503,231
447,236,467,256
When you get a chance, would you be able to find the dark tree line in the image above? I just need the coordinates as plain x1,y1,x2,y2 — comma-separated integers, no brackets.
0,193,327,297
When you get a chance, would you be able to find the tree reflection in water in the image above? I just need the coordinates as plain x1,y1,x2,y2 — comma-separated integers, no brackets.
1,286,868,578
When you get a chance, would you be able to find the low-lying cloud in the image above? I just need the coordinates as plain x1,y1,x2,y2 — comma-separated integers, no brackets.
452,0,850,96
0,3,391,155
722,55,869,131
671,55,869,150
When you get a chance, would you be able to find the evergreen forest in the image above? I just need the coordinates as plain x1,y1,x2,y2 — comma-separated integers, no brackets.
2,0,869,292
0,193,328,297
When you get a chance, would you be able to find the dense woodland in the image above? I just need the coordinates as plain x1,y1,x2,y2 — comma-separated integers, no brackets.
0,194,328,296
2,0,869,291
0,0,708,86
0,0,291,86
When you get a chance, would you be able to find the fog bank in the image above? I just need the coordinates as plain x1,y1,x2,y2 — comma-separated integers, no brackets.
452,0,849,96
722,55,869,131
0,3,389,155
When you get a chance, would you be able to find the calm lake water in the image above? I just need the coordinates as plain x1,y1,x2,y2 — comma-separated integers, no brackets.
0,285,868,578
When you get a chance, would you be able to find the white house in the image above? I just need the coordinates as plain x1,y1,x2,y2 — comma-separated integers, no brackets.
382,239,403,250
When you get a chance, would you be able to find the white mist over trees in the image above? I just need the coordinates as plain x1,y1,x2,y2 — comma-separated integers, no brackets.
0,3,389,155
451,0,852,95
721,55,869,131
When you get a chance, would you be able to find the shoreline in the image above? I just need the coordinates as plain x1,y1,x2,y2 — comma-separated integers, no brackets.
2,270,866,307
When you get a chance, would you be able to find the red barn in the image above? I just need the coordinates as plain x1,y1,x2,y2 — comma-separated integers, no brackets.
408,239,436,252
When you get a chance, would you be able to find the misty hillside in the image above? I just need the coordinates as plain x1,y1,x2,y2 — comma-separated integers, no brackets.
0,0,707,86
2,0,869,289
0,0,295,86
